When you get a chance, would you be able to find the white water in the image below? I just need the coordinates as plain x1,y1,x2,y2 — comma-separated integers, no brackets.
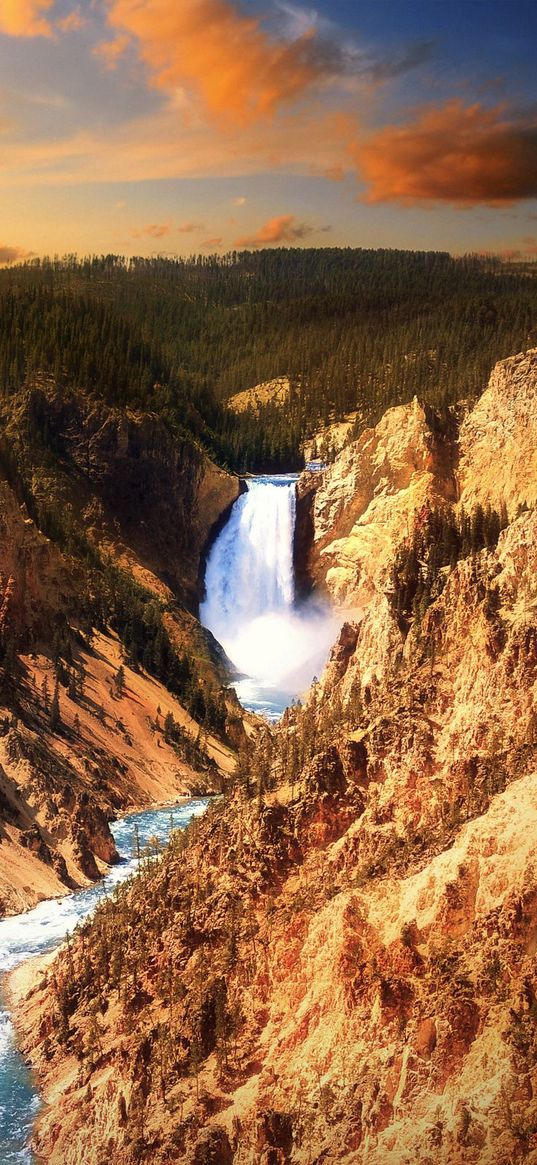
200,475,338,719
0,800,208,1163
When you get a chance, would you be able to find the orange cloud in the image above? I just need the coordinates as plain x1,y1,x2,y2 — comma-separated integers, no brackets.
0,92,346,189
202,236,223,249
177,221,204,233
236,214,322,248
354,101,537,206
0,0,54,37
101,0,339,124
131,222,171,239
0,244,35,264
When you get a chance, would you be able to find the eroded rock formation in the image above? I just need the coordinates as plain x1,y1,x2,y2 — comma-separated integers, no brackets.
8,349,537,1163
0,382,240,914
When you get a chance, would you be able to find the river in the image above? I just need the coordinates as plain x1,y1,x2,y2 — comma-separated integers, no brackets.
0,799,208,1163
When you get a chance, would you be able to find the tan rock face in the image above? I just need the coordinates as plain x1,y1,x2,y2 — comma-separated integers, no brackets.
298,349,537,613
227,377,291,415
459,347,537,517
297,397,456,608
0,628,233,917
0,479,75,638
302,411,359,463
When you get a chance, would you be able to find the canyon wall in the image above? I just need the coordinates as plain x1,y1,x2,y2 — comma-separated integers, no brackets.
0,382,240,915
9,349,537,1163
295,397,456,608
296,349,537,609
2,383,240,604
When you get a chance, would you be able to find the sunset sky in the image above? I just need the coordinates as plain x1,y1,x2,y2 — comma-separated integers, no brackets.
1,0,537,262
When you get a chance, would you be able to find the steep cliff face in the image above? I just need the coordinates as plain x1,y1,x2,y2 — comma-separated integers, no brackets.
0,478,77,640
0,383,240,914
9,350,537,1164
0,626,234,917
297,350,537,610
296,397,457,607
3,383,240,605
458,347,537,517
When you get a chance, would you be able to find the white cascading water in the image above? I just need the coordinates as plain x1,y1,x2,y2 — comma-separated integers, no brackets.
200,475,338,718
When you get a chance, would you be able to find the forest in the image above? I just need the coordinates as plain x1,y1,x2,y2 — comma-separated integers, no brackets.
1,248,536,470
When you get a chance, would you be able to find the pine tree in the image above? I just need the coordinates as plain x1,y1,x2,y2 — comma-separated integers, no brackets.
163,711,175,742
49,679,61,731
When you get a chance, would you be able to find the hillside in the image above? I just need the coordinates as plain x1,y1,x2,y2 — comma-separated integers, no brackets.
227,377,291,415
2,250,537,471
9,349,537,1164
0,380,240,915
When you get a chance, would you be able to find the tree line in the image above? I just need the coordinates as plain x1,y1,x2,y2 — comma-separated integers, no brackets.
1,249,536,471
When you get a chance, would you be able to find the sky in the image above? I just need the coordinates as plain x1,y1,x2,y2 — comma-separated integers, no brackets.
0,0,537,261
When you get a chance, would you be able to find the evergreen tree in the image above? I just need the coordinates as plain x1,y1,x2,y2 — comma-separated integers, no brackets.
49,679,61,731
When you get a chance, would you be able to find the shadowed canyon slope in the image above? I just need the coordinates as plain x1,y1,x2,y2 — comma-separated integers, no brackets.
8,348,537,1164
0,382,240,915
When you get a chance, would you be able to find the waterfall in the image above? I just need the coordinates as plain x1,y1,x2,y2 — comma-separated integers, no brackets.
200,474,338,718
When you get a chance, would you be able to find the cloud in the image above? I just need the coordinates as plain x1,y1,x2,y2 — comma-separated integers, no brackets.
235,213,326,247
57,9,86,34
234,196,247,206
131,220,204,238
353,100,537,206
0,98,347,187
0,244,35,264
131,222,172,238
202,236,223,249
95,31,131,67
0,0,54,37
99,0,364,125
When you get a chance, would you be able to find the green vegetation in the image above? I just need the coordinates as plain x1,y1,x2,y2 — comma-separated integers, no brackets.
389,501,509,632
1,249,536,471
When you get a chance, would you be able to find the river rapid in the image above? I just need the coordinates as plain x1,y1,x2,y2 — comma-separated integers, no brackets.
0,799,208,1163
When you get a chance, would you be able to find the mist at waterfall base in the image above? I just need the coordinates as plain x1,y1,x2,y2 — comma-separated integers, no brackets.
200,475,339,720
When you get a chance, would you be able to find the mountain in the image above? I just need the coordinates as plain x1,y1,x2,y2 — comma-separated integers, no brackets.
8,349,537,1165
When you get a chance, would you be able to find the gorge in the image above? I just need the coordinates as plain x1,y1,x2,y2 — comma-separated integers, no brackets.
5,347,537,1165
0,472,336,1162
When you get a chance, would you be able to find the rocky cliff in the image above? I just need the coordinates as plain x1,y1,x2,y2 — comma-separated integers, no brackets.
295,396,457,608
0,381,240,915
8,349,537,1164
458,347,537,517
296,350,537,611
2,381,240,605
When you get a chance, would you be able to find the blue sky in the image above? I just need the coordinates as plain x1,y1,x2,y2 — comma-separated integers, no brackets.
0,0,536,261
